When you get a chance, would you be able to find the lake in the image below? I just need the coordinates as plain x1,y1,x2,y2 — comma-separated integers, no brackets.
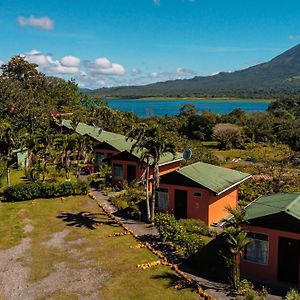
106,99,270,117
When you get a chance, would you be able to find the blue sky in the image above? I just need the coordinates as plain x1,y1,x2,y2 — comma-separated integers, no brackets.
1,0,300,88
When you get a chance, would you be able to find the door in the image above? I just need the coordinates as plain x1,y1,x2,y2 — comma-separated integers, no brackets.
127,165,136,183
174,189,188,219
277,237,300,284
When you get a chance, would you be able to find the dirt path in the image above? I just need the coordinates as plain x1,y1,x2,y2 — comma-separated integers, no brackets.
0,221,108,300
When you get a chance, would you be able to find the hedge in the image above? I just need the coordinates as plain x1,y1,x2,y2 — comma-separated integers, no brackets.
3,180,89,202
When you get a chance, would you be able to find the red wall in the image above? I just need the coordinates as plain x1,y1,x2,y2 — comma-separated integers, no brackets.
241,225,300,286
158,184,238,225
94,149,119,159
111,159,181,184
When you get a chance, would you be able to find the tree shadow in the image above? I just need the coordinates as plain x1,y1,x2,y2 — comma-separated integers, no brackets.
151,272,182,288
57,211,116,230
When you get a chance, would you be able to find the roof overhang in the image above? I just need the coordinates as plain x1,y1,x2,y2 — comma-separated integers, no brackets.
158,158,184,167
216,175,252,196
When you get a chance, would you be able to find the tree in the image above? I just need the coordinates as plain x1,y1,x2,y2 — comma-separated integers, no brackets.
184,113,215,140
0,121,15,186
127,123,175,222
179,104,197,116
55,133,77,181
223,207,250,289
213,123,243,150
74,134,93,179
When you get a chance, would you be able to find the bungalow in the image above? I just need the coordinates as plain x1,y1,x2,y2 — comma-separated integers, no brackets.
157,162,251,225
59,120,129,166
107,150,184,184
241,193,300,287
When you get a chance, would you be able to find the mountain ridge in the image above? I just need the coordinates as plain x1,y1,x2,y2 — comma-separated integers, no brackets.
83,44,300,99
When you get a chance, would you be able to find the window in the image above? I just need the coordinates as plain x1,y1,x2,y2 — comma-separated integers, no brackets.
113,164,123,180
96,152,104,166
194,192,202,198
156,188,169,211
244,232,269,265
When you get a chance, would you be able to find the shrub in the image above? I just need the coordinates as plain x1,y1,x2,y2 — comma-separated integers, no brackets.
285,289,300,300
178,218,215,237
154,213,204,256
237,280,268,300
87,165,112,190
4,180,89,202
109,185,146,220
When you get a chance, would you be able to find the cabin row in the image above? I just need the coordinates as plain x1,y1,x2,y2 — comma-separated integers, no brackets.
58,120,250,226
57,120,300,288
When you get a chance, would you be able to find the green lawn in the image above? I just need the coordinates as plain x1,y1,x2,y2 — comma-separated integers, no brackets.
0,196,199,299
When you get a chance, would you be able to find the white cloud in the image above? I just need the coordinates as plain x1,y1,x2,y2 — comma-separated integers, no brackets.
149,67,197,80
60,56,81,67
0,60,3,66
131,68,141,76
88,57,125,75
153,0,160,6
211,71,220,76
18,16,54,30
288,35,300,41
176,67,196,76
23,49,80,74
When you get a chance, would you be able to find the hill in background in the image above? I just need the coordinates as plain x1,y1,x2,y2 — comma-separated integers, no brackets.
84,44,300,99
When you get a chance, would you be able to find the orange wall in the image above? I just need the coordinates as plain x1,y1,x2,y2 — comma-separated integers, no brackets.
158,184,238,225
158,161,181,176
241,225,300,286
208,188,238,225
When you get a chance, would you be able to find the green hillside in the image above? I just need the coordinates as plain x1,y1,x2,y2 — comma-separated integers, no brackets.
84,44,300,99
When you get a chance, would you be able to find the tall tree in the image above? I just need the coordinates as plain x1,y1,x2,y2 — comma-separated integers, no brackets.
0,122,15,186
55,133,77,181
127,123,175,222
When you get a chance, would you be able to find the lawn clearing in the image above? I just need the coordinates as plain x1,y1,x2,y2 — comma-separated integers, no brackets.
0,196,199,299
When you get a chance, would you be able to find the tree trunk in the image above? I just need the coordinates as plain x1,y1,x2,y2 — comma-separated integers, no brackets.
145,158,151,222
150,186,156,223
6,164,10,187
150,163,159,223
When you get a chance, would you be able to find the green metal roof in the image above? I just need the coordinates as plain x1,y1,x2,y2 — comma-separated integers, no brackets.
102,137,135,152
176,162,251,194
61,119,73,130
61,120,183,165
245,193,300,221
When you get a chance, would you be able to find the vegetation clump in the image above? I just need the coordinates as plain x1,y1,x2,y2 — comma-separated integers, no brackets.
3,180,89,201
154,213,205,256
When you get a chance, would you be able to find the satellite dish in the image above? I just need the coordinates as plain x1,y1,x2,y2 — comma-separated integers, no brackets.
98,128,103,135
183,149,192,160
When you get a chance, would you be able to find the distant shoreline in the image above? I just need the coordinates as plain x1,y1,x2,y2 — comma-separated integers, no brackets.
106,97,274,102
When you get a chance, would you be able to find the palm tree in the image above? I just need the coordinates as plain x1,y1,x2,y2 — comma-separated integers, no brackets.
223,206,250,289
127,123,175,222
74,134,93,179
35,131,56,182
0,121,15,186
54,133,77,181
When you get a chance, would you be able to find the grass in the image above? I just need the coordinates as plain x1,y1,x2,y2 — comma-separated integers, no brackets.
0,196,199,299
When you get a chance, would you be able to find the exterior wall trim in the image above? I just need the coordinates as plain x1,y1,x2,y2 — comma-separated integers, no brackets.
216,175,252,195
158,158,184,167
